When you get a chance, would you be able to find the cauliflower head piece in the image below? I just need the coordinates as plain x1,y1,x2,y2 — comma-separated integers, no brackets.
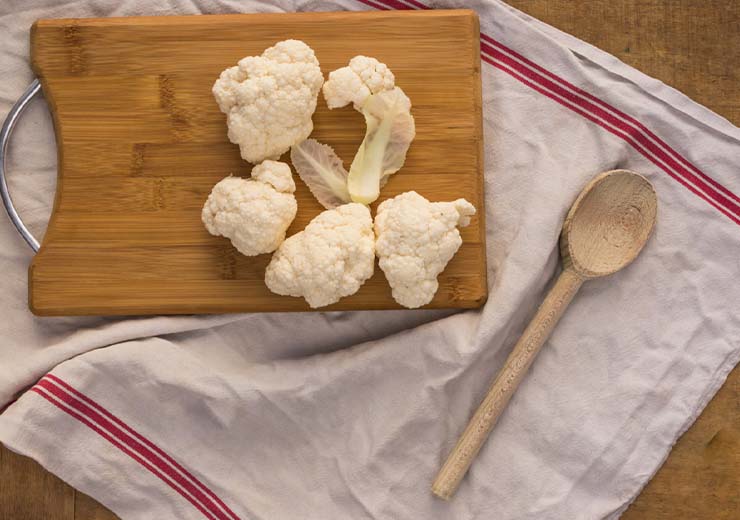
202,160,297,256
213,40,324,164
374,191,476,309
322,55,395,110
265,203,375,308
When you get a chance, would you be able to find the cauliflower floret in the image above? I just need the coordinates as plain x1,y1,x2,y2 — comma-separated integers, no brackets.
374,191,476,308
322,55,395,110
213,40,324,163
202,161,297,256
265,203,375,308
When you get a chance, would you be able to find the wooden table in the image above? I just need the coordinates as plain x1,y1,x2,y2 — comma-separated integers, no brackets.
1,1,738,518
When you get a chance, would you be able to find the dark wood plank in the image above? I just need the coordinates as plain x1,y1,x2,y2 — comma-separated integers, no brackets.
622,365,740,519
75,492,119,520
0,445,75,520
509,0,740,124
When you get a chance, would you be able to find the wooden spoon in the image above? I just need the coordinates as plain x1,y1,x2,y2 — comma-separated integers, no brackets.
432,169,657,500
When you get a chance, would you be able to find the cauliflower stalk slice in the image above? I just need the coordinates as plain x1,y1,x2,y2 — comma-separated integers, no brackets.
290,139,351,209
374,191,476,309
213,40,324,164
348,87,415,204
295,86,415,210
310,56,414,208
202,161,297,256
265,203,375,308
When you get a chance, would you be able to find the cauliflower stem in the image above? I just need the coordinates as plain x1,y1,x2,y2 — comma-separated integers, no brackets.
348,87,415,205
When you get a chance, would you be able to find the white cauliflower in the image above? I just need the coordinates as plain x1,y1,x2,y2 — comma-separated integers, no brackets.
213,40,324,164
265,203,375,308
202,161,297,256
322,55,395,110
374,191,476,309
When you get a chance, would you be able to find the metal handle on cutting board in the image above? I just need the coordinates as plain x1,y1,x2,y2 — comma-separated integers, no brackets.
0,79,43,252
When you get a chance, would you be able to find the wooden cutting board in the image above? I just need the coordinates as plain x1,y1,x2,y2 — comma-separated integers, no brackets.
28,9,486,315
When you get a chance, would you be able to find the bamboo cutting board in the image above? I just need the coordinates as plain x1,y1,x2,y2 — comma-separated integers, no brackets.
28,9,486,315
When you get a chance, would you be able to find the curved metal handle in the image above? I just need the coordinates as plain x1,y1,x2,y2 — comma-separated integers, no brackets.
0,79,43,252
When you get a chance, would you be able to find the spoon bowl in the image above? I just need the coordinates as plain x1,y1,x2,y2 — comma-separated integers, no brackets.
561,170,657,279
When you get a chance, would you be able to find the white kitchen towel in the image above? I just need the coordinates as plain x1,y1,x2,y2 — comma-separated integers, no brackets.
1,0,739,519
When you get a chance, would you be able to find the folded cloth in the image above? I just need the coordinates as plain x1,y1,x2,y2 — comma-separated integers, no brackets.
1,0,739,518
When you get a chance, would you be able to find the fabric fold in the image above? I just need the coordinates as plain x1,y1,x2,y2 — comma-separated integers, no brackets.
1,1,738,519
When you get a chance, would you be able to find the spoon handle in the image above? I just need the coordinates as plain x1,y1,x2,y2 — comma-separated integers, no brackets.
432,268,584,500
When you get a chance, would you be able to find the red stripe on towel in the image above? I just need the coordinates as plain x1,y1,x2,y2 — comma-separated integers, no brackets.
44,375,240,520
32,377,240,520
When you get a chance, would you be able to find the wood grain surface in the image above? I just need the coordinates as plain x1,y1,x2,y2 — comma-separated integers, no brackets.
28,9,487,316
1,1,738,519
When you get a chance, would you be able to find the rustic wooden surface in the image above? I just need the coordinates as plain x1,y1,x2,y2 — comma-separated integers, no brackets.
1,0,738,518
434,171,659,499
28,9,487,316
